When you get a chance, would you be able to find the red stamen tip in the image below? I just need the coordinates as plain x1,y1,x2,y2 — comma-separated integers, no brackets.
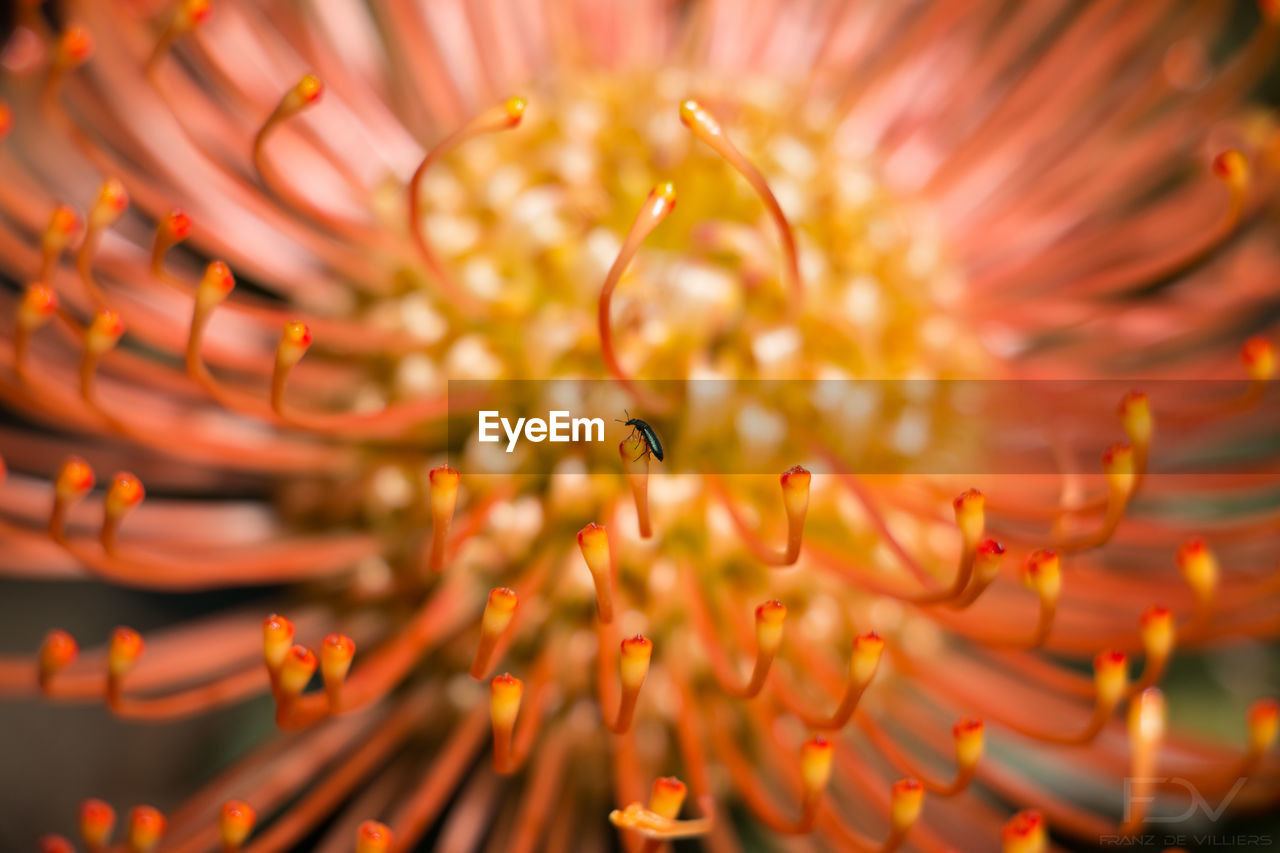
201,260,235,296
800,736,834,794
20,282,58,329
106,472,145,515
356,821,392,853
0,101,12,142
87,308,126,354
278,645,317,696
1211,149,1249,189
1241,337,1275,381
57,456,95,501
219,800,256,849
57,26,95,68
108,627,144,677
1248,698,1278,752
162,209,192,240
320,633,356,685
79,798,116,848
1002,811,1046,853
39,629,78,680
649,776,687,819
1118,391,1153,445
890,777,924,828
952,717,985,766
262,613,296,671
127,805,165,853
178,0,212,28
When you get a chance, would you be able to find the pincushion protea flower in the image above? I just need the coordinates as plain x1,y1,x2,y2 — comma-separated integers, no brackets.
2,0,1280,851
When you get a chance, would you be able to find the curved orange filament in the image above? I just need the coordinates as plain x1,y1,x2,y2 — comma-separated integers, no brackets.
705,717,829,835
597,623,652,735
858,716,982,796
679,99,803,316
470,587,518,680
597,183,677,414
706,466,811,568
407,96,527,312
777,632,884,730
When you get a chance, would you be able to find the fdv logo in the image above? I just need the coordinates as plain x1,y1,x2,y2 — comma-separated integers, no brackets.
1123,777,1247,824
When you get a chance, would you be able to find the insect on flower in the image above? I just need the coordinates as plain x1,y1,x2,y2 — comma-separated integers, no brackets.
617,410,664,463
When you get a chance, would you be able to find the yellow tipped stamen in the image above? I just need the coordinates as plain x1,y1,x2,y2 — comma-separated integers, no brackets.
1101,442,1136,502
1212,149,1250,199
101,471,144,554
90,178,129,230
953,717,985,768
126,805,165,853
1020,548,1061,646
471,586,518,679
620,436,653,538
889,777,924,833
151,209,193,276
952,488,985,550
107,626,145,708
648,776,688,820
196,260,236,314
679,99,802,315
355,820,392,853
609,634,653,734
277,74,324,121
41,203,80,281
735,599,786,698
277,645,317,699
1093,649,1129,710
1055,442,1135,550
79,798,116,853
1248,698,1278,755
598,184,678,411
262,614,296,677
953,539,1005,608
425,464,460,574
407,95,529,311
490,672,524,774
184,260,235,381
51,455,95,537
1175,537,1219,612
219,800,256,852
576,522,615,623
81,308,125,401
320,633,355,711
147,0,212,72
15,282,58,379
38,629,78,692
271,321,312,415
795,631,883,730
1118,391,1153,448
851,631,885,688
1001,811,1047,853
779,465,811,564
798,735,833,825
1137,605,1174,687
1242,337,1275,384
1122,687,1166,832
53,26,94,75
